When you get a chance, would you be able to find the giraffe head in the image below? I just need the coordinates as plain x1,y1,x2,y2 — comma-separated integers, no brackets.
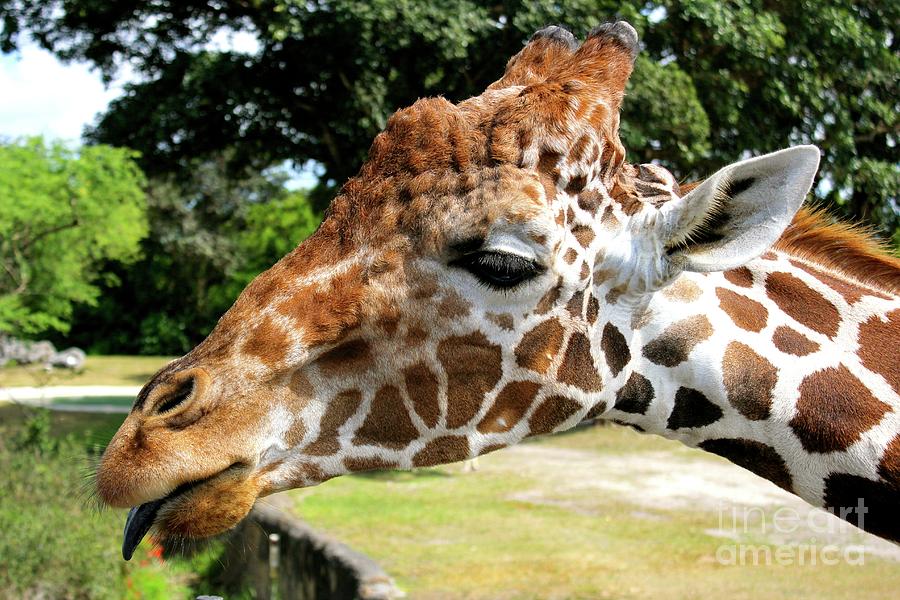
97,22,819,555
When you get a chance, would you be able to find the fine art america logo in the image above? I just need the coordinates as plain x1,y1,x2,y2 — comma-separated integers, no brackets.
714,499,868,566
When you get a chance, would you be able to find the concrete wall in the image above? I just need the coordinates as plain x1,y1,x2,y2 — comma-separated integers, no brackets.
219,504,401,600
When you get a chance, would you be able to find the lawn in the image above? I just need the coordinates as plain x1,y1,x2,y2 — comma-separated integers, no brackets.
287,426,900,600
0,355,173,388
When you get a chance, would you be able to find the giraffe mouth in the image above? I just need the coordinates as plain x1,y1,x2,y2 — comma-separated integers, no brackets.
121,462,244,560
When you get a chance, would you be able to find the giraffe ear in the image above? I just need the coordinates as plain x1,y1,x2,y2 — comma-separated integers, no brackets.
661,145,821,273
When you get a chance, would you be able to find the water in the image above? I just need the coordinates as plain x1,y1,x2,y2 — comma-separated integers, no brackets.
35,395,135,413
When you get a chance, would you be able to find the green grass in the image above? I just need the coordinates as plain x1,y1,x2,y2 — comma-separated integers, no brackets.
289,427,900,600
0,355,173,387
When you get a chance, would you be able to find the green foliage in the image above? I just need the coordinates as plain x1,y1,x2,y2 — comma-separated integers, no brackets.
0,409,183,599
0,137,147,335
58,156,321,355
12,407,57,454
643,1,899,236
208,190,322,306
0,407,234,599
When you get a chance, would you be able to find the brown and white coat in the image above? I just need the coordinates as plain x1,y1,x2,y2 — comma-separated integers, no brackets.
96,21,900,555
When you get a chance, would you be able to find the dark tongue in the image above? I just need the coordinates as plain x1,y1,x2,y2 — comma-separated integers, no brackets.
122,499,164,560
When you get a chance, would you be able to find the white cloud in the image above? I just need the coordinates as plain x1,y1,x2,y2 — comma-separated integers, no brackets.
0,29,258,144
0,32,320,187
0,41,130,142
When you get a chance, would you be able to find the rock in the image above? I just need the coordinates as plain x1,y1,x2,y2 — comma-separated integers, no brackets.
48,347,87,370
0,336,85,370
24,341,56,364
0,336,29,362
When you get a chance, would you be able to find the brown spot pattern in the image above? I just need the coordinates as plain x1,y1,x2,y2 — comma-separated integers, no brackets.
791,365,890,453
343,456,397,472
515,318,565,374
487,312,515,330
772,326,819,356
438,290,471,318
600,322,630,377
285,418,307,447
242,316,289,365
315,338,373,376
572,225,594,248
557,331,603,392
614,372,654,414
566,290,585,318
700,439,793,491
605,284,626,304
565,175,587,194
790,260,866,304
857,309,900,395
536,283,562,313
584,400,608,420
667,387,723,430
413,435,470,467
766,271,841,338
405,325,427,345
276,265,364,347
304,390,362,456
439,332,503,428
577,189,601,213
403,363,440,429
586,295,599,324
529,395,582,435
477,381,541,433
663,278,702,302
354,385,419,449
716,288,768,332
642,315,713,367
724,267,754,288
722,342,777,421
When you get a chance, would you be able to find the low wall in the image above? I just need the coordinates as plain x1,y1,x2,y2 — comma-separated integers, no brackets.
218,504,401,600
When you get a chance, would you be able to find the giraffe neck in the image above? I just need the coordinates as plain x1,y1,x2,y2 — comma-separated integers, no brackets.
592,248,900,541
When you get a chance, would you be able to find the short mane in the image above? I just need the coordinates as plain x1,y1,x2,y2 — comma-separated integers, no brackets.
774,206,900,295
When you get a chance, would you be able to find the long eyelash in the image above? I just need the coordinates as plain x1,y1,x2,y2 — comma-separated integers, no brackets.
451,251,544,290
474,252,534,273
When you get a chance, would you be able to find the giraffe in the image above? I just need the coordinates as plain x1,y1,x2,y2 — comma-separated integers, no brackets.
96,21,900,561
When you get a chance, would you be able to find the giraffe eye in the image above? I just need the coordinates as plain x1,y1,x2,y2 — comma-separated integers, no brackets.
452,251,544,290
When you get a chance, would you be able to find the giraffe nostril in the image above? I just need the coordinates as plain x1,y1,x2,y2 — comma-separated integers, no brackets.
153,378,195,415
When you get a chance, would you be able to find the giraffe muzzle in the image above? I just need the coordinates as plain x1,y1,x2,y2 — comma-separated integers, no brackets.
121,461,246,559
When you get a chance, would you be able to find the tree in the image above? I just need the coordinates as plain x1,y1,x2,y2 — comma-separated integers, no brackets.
644,1,899,243
2,1,894,239
60,155,320,355
0,137,147,335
